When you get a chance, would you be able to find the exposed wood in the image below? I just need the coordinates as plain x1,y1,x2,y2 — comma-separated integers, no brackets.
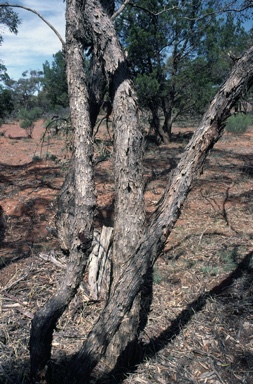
88,226,113,300
37,252,66,269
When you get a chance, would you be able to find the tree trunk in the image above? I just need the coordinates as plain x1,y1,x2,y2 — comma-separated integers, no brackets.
65,44,253,383
79,0,146,372
162,98,174,140
30,0,96,381
149,103,170,144
28,0,253,382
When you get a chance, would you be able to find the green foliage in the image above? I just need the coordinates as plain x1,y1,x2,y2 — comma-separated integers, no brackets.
201,266,220,276
218,247,238,272
135,72,161,108
4,70,44,116
0,6,21,45
32,155,41,162
0,86,14,119
42,51,68,108
153,266,163,285
19,107,43,137
225,114,252,135
46,152,58,163
116,0,252,138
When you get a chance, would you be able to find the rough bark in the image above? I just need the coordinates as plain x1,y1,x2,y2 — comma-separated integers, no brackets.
83,0,146,370
30,0,96,381
56,0,114,247
28,0,253,382
65,45,253,383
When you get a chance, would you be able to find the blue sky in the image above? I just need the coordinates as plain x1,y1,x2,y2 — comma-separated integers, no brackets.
0,0,65,80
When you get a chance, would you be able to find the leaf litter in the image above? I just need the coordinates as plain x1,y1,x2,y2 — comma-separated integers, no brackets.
0,120,252,383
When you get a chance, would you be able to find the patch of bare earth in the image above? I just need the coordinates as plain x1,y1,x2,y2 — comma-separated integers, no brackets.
0,120,252,383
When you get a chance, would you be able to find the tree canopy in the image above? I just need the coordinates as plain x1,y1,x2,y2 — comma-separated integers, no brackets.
115,0,252,142
42,51,69,109
0,4,20,45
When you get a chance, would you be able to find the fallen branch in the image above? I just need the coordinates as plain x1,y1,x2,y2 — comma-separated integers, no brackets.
1,291,33,319
37,252,67,269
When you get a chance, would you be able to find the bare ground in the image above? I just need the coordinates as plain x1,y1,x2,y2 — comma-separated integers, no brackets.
0,119,252,383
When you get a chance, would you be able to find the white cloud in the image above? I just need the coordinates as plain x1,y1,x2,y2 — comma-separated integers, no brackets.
0,0,65,79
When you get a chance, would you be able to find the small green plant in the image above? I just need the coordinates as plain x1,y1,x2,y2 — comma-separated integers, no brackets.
201,265,220,276
153,266,163,284
46,153,58,162
225,113,252,135
32,155,41,162
223,247,238,271
217,247,238,272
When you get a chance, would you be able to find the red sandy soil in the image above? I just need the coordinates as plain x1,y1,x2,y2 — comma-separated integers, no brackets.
0,119,253,383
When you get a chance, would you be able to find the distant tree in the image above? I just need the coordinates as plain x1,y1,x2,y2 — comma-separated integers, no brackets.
42,51,69,109
4,70,44,114
117,0,251,142
0,64,13,121
0,86,13,121
0,5,20,122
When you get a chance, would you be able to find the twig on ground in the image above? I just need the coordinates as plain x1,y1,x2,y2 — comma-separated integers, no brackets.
37,252,66,269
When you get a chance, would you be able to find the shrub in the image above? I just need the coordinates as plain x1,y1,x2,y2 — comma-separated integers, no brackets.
225,113,252,135
32,155,41,162
19,107,43,138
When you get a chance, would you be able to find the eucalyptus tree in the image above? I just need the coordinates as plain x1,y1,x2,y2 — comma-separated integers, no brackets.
0,86,13,120
1,69,45,120
0,64,13,120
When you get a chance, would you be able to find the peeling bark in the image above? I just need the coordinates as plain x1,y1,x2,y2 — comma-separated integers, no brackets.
28,0,253,382
65,45,253,383
30,0,96,381
88,226,113,300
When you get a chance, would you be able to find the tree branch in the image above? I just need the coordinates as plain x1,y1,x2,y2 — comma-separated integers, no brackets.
111,0,131,20
0,3,65,47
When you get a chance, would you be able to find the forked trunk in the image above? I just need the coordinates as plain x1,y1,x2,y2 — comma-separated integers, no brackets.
29,0,253,382
66,45,253,383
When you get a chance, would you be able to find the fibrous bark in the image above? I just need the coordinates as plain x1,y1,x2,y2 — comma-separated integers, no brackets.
29,0,253,382
88,226,113,300
66,44,253,383
30,0,96,381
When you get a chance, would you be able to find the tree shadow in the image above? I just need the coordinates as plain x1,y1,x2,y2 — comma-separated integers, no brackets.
98,250,253,383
